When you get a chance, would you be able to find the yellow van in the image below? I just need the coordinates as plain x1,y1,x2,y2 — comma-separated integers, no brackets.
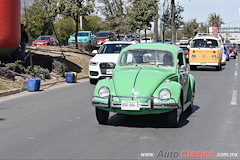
189,33,225,71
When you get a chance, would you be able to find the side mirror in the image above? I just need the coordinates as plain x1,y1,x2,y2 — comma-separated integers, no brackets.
180,65,187,71
92,50,98,54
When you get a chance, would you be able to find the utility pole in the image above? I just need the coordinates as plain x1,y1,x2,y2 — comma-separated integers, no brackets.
171,0,176,45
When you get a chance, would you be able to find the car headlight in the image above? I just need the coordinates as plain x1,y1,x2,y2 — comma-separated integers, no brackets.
90,61,99,66
159,88,171,100
98,86,110,97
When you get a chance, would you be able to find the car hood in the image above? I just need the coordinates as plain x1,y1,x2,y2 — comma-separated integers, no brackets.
113,67,175,101
90,54,119,63
96,37,108,40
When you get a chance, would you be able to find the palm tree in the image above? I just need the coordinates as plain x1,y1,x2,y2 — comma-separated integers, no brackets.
208,12,224,28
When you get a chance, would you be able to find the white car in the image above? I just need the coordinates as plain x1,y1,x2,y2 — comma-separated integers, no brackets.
89,41,137,84
140,37,152,43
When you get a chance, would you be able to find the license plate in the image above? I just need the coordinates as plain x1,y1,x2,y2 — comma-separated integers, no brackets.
106,69,113,74
121,100,140,110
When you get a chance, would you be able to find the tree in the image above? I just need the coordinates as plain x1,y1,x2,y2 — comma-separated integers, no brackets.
128,0,159,40
208,12,224,28
54,17,75,45
160,2,183,42
153,0,160,42
170,0,176,44
173,2,184,30
98,0,126,36
198,22,208,33
171,1,184,44
160,6,171,41
58,0,94,49
82,15,110,33
182,19,198,39
153,16,159,42
23,0,58,40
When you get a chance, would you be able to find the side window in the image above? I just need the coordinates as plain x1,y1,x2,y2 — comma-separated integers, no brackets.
177,52,184,67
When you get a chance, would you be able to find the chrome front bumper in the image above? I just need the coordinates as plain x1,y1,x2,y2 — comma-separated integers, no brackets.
92,95,178,110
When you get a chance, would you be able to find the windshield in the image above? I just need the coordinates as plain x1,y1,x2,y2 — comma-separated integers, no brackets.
191,39,219,48
37,36,50,40
98,44,131,54
120,49,174,67
97,32,109,37
78,32,89,37
126,34,137,38
142,38,151,40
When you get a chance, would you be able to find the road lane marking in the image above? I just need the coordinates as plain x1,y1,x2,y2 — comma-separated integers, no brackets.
227,144,238,147
231,90,237,105
234,71,238,77
235,63,238,67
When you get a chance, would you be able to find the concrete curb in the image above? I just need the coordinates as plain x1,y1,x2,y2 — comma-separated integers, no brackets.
0,88,26,97
0,76,88,98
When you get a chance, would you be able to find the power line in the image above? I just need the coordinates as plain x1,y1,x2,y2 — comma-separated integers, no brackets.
224,20,240,24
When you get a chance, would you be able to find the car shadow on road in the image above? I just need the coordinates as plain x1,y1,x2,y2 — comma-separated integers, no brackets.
190,67,225,71
106,105,200,128
178,105,200,127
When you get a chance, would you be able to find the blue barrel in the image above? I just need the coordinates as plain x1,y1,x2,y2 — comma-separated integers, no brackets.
26,78,41,92
66,72,74,83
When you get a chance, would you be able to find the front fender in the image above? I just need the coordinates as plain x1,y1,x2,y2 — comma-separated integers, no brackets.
153,81,182,103
93,79,115,99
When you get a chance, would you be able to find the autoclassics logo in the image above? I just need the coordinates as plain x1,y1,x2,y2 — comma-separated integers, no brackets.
141,150,238,159
157,150,214,158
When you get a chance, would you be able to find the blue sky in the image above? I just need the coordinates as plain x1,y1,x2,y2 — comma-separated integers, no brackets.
178,0,240,25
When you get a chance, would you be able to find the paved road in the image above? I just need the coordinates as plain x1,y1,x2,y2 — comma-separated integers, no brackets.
0,59,239,160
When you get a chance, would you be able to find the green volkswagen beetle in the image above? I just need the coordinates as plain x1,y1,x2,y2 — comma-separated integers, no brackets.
92,43,195,127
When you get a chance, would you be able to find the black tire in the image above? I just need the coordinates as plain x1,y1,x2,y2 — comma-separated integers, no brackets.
167,101,182,127
95,107,109,124
89,79,98,85
234,56,236,59
190,65,196,70
216,64,222,71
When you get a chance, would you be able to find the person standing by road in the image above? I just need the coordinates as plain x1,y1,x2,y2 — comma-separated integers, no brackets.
20,24,28,60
